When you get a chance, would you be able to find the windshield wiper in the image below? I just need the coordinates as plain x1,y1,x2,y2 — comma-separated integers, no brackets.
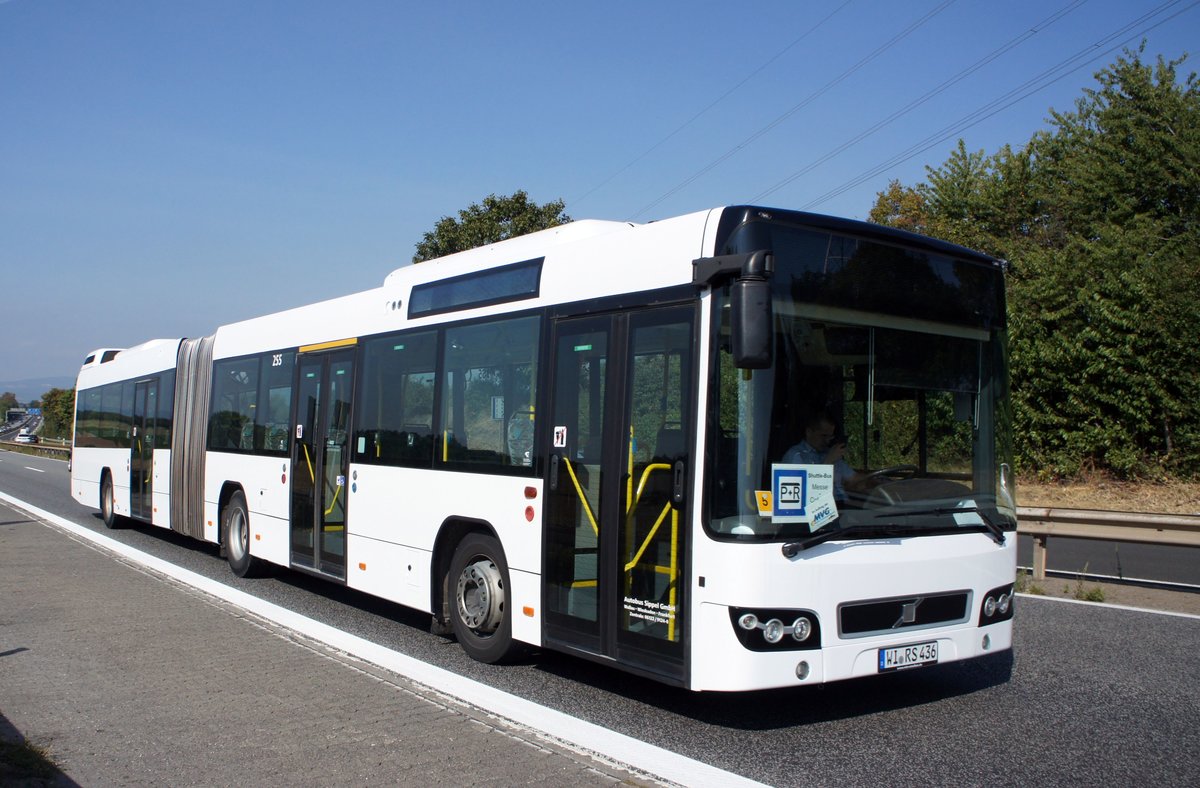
781,507,1008,557
873,506,1007,546
781,523,928,557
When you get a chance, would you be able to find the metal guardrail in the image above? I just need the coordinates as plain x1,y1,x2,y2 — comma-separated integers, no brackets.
0,440,71,459
1017,506,1200,580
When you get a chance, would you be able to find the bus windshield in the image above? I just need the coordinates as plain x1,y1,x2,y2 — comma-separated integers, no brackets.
706,220,1016,542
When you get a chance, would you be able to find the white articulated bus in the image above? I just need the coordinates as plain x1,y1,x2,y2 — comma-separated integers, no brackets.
71,206,1016,691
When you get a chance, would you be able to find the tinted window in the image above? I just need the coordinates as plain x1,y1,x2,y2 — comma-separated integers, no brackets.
409,258,542,318
119,382,134,449
75,387,103,448
724,223,1002,329
209,357,259,452
355,331,437,467
440,315,539,470
100,383,123,448
156,372,175,449
256,351,294,454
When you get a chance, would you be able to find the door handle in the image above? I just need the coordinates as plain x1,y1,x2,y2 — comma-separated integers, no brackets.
672,459,686,505
549,454,560,491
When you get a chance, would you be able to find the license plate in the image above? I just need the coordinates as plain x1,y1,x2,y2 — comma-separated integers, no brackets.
878,641,938,672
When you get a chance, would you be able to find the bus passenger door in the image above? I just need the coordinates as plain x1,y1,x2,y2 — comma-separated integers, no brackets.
543,306,693,681
130,379,156,521
290,347,355,580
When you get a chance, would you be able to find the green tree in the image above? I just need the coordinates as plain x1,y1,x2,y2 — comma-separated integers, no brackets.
0,391,17,419
870,48,1200,479
412,191,571,263
40,387,75,440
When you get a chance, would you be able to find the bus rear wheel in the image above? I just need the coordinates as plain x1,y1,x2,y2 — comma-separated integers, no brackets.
449,533,520,664
223,491,264,578
100,472,121,529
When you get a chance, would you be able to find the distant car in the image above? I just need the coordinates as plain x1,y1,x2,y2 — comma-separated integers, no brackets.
15,432,37,444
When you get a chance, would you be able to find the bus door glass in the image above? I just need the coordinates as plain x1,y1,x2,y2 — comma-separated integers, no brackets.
544,305,692,676
130,378,156,520
290,347,354,579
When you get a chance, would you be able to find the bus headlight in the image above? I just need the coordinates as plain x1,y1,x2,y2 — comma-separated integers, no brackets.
978,583,1015,626
729,608,821,651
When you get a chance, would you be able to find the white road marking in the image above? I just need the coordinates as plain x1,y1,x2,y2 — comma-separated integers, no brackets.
24,466,45,473
0,490,765,788
1017,592,1200,620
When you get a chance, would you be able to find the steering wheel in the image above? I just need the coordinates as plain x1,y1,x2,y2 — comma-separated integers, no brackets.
862,464,918,484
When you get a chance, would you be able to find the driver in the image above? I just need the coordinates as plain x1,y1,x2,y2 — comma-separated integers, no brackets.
783,412,877,501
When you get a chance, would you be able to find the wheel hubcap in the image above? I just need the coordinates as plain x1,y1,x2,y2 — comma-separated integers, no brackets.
230,510,247,560
456,558,504,634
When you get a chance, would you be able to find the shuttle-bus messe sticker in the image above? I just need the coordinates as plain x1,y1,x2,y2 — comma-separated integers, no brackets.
764,464,838,531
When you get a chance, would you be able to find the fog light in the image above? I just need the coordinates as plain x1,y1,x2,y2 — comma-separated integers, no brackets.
763,618,785,644
738,613,759,631
984,595,997,617
998,592,1011,614
791,617,811,642
796,661,810,680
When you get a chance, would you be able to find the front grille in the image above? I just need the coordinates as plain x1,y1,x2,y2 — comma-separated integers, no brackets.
839,591,970,638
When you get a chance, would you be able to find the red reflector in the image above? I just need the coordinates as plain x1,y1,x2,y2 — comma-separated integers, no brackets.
525,506,535,522
524,486,537,499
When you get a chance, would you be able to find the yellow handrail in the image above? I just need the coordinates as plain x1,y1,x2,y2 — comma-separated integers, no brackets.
623,460,681,641
302,442,316,483
561,456,600,536
629,462,672,513
624,501,671,571
323,478,343,518
302,440,343,518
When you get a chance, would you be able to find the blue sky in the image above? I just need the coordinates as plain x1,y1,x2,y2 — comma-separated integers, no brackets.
1,0,1196,388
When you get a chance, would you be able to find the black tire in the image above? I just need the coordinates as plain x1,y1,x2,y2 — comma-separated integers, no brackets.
448,533,520,664
99,472,121,529
222,491,264,578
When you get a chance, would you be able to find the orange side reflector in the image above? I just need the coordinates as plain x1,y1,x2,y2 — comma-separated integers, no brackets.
358,562,367,571
255,534,261,541
523,606,535,617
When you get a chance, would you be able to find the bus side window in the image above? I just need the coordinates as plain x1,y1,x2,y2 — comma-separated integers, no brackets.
255,350,293,455
208,357,259,453
439,315,538,472
356,331,436,468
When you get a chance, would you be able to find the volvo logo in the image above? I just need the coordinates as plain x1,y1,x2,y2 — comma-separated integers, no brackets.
893,598,924,628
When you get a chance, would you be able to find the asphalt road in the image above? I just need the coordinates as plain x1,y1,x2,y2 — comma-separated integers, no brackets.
3,451,1198,786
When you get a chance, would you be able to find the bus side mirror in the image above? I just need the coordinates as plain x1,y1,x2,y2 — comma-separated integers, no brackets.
731,277,773,369
692,249,774,369
731,249,773,369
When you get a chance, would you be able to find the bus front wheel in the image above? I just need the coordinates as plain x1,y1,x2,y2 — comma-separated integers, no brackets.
448,533,520,664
